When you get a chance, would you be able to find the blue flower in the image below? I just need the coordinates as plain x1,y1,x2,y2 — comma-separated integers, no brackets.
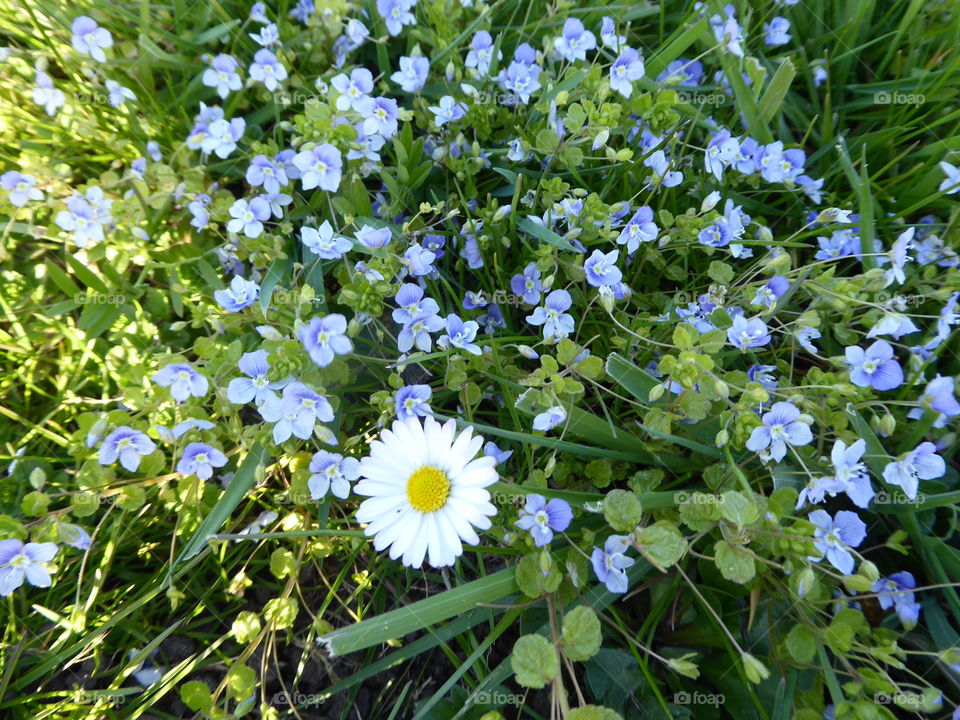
377,0,416,36
438,314,482,355
153,363,209,402
510,263,543,305
391,55,429,92
292,144,343,192
939,161,960,194
617,207,658,253
584,249,622,288
155,418,216,443
483,441,513,464
499,61,541,104
392,284,439,325
466,31,499,77
57,521,92,550
358,96,400,138
105,80,136,107
515,494,573,546
533,406,566,432
249,49,287,91
177,442,228,480
259,382,334,443
656,58,703,86
527,289,575,340
845,339,903,391
764,17,791,46
747,363,778,389
710,7,745,57
202,54,242,99
33,69,66,116
591,535,634,593
301,221,352,259
308,451,360,499
554,18,596,62
808,509,866,575
0,539,59,596
746,401,812,462
644,149,683,188
872,572,921,629
398,312,444,352
227,350,287,405
55,187,113,249
395,384,432,419
883,442,945,499
197,115,246,159
797,439,873,509
428,95,468,127
751,276,789,308
1,171,43,207
98,426,157,471
215,275,260,312
403,244,436,276
71,16,113,62
609,47,644,98
298,314,353,367
727,315,772,350
913,375,960,421
600,17,626,50
250,22,279,47
705,129,739,181
355,224,392,249
331,68,374,112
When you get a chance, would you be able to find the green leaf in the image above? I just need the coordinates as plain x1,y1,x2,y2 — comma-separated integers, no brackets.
516,216,578,252
511,634,559,689
603,489,643,532
634,521,687,570
170,443,269,574
180,680,213,713
263,597,298,629
225,665,256,702
759,57,796,124
719,490,759,526
231,611,262,644
516,552,562,598
784,625,816,664
742,653,771,684
561,606,602,662
567,706,624,720
714,540,756,584
320,567,518,656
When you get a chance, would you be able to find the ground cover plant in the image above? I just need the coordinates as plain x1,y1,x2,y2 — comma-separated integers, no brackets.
0,0,959,718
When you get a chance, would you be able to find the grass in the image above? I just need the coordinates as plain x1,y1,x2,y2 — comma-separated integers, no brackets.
0,0,958,718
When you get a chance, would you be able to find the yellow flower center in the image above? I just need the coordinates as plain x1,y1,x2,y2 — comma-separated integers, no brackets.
406,466,450,513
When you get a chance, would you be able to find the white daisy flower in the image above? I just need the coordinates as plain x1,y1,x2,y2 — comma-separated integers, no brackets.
354,416,499,568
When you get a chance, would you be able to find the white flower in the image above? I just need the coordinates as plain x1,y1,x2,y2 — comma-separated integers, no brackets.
354,416,499,568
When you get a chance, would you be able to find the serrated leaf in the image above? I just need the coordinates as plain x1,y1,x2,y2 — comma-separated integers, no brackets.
714,540,756,584
561,606,601,662
634,521,687,570
511,634,559,689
